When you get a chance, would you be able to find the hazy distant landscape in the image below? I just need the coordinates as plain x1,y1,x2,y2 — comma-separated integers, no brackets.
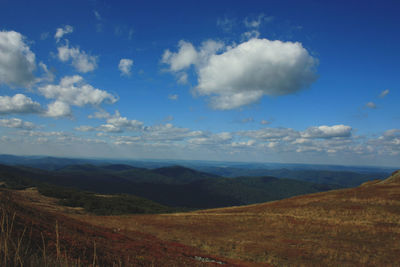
0,154,392,210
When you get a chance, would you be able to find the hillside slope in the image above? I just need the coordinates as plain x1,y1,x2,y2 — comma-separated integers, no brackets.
0,188,263,266
79,170,400,266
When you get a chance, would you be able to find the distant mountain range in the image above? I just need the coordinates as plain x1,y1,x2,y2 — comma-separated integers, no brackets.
0,154,395,173
0,162,343,209
0,154,393,212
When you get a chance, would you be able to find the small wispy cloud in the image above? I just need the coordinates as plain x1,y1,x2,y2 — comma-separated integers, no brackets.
128,28,134,40
94,10,101,20
379,89,389,98
217,16,235,32
40,32,49,40
54,25,73,42
168,94,178,101
365,102,377,109
244,14,273,28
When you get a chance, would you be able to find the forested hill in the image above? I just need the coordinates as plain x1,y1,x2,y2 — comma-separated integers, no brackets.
0,163,341,209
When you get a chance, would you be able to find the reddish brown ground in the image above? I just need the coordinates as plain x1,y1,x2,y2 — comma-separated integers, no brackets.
73,172,400,266
7,171,400,266
5,188,266,266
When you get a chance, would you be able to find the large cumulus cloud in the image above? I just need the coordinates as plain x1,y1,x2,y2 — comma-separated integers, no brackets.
0,31,36,87
162,38,318,110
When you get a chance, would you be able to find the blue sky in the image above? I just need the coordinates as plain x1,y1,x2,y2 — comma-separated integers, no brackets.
0,0,399,167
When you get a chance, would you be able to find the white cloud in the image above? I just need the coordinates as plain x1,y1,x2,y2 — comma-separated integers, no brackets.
210,91,263,109
365,102,377,109
368,129,400,156
0,118,36,129
261,120,270,125
244,14,273,28
239,127,299,142
57,43,97,72
196,40,225,67
75,125,95,132
241,30,260,41
104,110,143,131
196,38,318,109
379,89,389,98
0,94,42,114
18,130,64,138
162,40,224,71
0,30,36,87
79,111,143,133
88,110,111,119
301,125,352,139
38,75,117,107
142,123,204,142
188,132,232,146
54,25,73,42
163,38,318,110
97,124,123,133
118,58,133,76
162,40,198,71
177,72,188,84
168,94,179,100
37,62,55,83
231,139,256,148
45,101,72,117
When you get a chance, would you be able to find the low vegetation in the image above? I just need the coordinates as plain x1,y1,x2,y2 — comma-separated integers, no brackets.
38,185,180,215
79,171,400,266
0,189,248,266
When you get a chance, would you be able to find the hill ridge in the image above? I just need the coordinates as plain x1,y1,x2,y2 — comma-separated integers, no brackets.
379,169,400,184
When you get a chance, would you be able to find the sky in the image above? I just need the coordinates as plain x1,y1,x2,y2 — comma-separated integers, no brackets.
0,0,399,167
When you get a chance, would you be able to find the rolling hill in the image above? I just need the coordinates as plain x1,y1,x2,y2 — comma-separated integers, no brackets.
196,166,390,187
79,170,400,266
0,154,393,187
0,187,252,266
0,163,340,209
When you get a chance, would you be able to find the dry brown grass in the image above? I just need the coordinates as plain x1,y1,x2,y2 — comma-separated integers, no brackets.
73,173,400,266
4,188,256,266
0,191,89,267
14,187,86,215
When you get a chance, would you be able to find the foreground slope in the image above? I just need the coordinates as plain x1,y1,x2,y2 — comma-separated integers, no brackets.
1,187,261,266
79,170,400,266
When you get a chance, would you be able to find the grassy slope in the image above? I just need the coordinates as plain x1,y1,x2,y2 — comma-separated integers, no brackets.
78,171,400,266
0,188,262,267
